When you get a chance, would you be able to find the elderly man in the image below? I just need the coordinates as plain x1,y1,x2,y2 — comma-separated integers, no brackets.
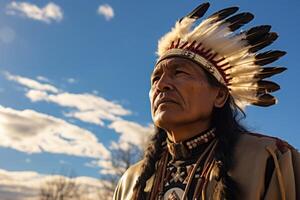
113,3,300,200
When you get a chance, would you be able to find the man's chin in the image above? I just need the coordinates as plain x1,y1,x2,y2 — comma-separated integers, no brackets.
153,112,179,129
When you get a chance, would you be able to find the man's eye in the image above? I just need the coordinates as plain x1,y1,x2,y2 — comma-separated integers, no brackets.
175,70,187,75
151,76,160,84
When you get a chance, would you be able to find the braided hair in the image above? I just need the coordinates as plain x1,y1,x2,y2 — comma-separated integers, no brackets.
133,70,248,199
132,127,167,200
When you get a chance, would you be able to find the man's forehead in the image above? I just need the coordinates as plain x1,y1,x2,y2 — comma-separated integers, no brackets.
153,57,198,73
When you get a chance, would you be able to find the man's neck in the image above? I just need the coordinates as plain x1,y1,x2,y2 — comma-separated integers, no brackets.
166,120,211,143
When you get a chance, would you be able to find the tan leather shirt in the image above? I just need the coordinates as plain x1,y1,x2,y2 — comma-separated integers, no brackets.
113,133,300,200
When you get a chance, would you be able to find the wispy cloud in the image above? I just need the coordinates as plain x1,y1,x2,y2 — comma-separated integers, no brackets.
66,78,76,84
0,168,106,200
27,91,131,126
97,4,114,21
6,72,131,126
5,72,59,93
36,76,50,83
6,2,63,24
0,105,110,158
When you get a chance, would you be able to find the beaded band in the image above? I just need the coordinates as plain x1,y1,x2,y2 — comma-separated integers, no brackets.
185,128,216,150
155,49,226,85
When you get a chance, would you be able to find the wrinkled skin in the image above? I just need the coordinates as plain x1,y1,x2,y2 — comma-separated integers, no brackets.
149,57,228,142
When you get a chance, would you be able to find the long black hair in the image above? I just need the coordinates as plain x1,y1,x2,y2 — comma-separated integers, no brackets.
132,68,248,199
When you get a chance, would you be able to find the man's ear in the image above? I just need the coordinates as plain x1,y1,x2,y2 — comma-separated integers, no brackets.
214,87,229,108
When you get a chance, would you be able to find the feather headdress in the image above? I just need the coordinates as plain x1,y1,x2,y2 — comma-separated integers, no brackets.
155,2,286,108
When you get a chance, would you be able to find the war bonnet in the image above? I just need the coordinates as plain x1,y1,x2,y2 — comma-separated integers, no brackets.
155,2,286,108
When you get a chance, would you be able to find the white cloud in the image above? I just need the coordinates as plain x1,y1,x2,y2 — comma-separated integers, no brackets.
0,168,106,200
97,4,114,21
4,72,153,161
0,105,110,159
5,72,132,126
66,78,76,84
25,90,48,102
98,159,122,175
3,71,156,184
26,90,131,126
36,76,50,83
108,119,153,147
6,2,63,24
36,92,128,115
5,72,59,93
0,27,15,44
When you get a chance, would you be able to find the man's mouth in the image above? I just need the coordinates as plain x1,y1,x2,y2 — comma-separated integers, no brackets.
154,97,178,110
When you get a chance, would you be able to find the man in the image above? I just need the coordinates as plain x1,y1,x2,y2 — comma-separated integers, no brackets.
113,2,300,200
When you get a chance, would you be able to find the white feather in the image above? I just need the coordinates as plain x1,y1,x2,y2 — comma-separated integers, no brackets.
230,84,260,97
186,16,220,40
228,74,259,84
157,17,195,56
228,63,259,75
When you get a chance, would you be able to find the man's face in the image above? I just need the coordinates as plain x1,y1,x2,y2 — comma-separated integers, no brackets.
149,57,220,131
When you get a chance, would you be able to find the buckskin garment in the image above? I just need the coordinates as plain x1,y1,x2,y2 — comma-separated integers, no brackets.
113,133,300,200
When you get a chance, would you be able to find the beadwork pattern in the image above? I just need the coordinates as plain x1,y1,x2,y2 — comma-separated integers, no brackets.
185,128,216,150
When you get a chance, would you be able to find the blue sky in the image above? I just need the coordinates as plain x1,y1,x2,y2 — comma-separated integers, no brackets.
0,0,299,198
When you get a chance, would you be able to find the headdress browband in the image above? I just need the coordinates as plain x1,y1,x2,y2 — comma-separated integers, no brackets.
156,48,226,85
155,2,286,108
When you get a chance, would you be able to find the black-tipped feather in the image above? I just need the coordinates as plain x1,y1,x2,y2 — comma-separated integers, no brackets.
227,26,272,57
226,12,254,31
244,25,271,40
252,94,277,107
186,3,210,20
208,7,239,22
249,32,278,53
243,25,271,44
255,50,286,66
257,80,280,92
254,67,287,79
236,93,277,107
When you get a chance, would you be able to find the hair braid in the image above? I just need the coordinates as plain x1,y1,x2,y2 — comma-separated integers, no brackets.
132,126,167,199
212,96,246,200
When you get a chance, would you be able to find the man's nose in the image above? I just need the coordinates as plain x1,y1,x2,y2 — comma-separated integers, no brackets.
156,74,173,92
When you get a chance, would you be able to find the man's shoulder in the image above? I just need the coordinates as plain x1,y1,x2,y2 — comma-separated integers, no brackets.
238,132,296,154
113,160,144,200
119,160,144,185
124,160,144,177
228,132,300,199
